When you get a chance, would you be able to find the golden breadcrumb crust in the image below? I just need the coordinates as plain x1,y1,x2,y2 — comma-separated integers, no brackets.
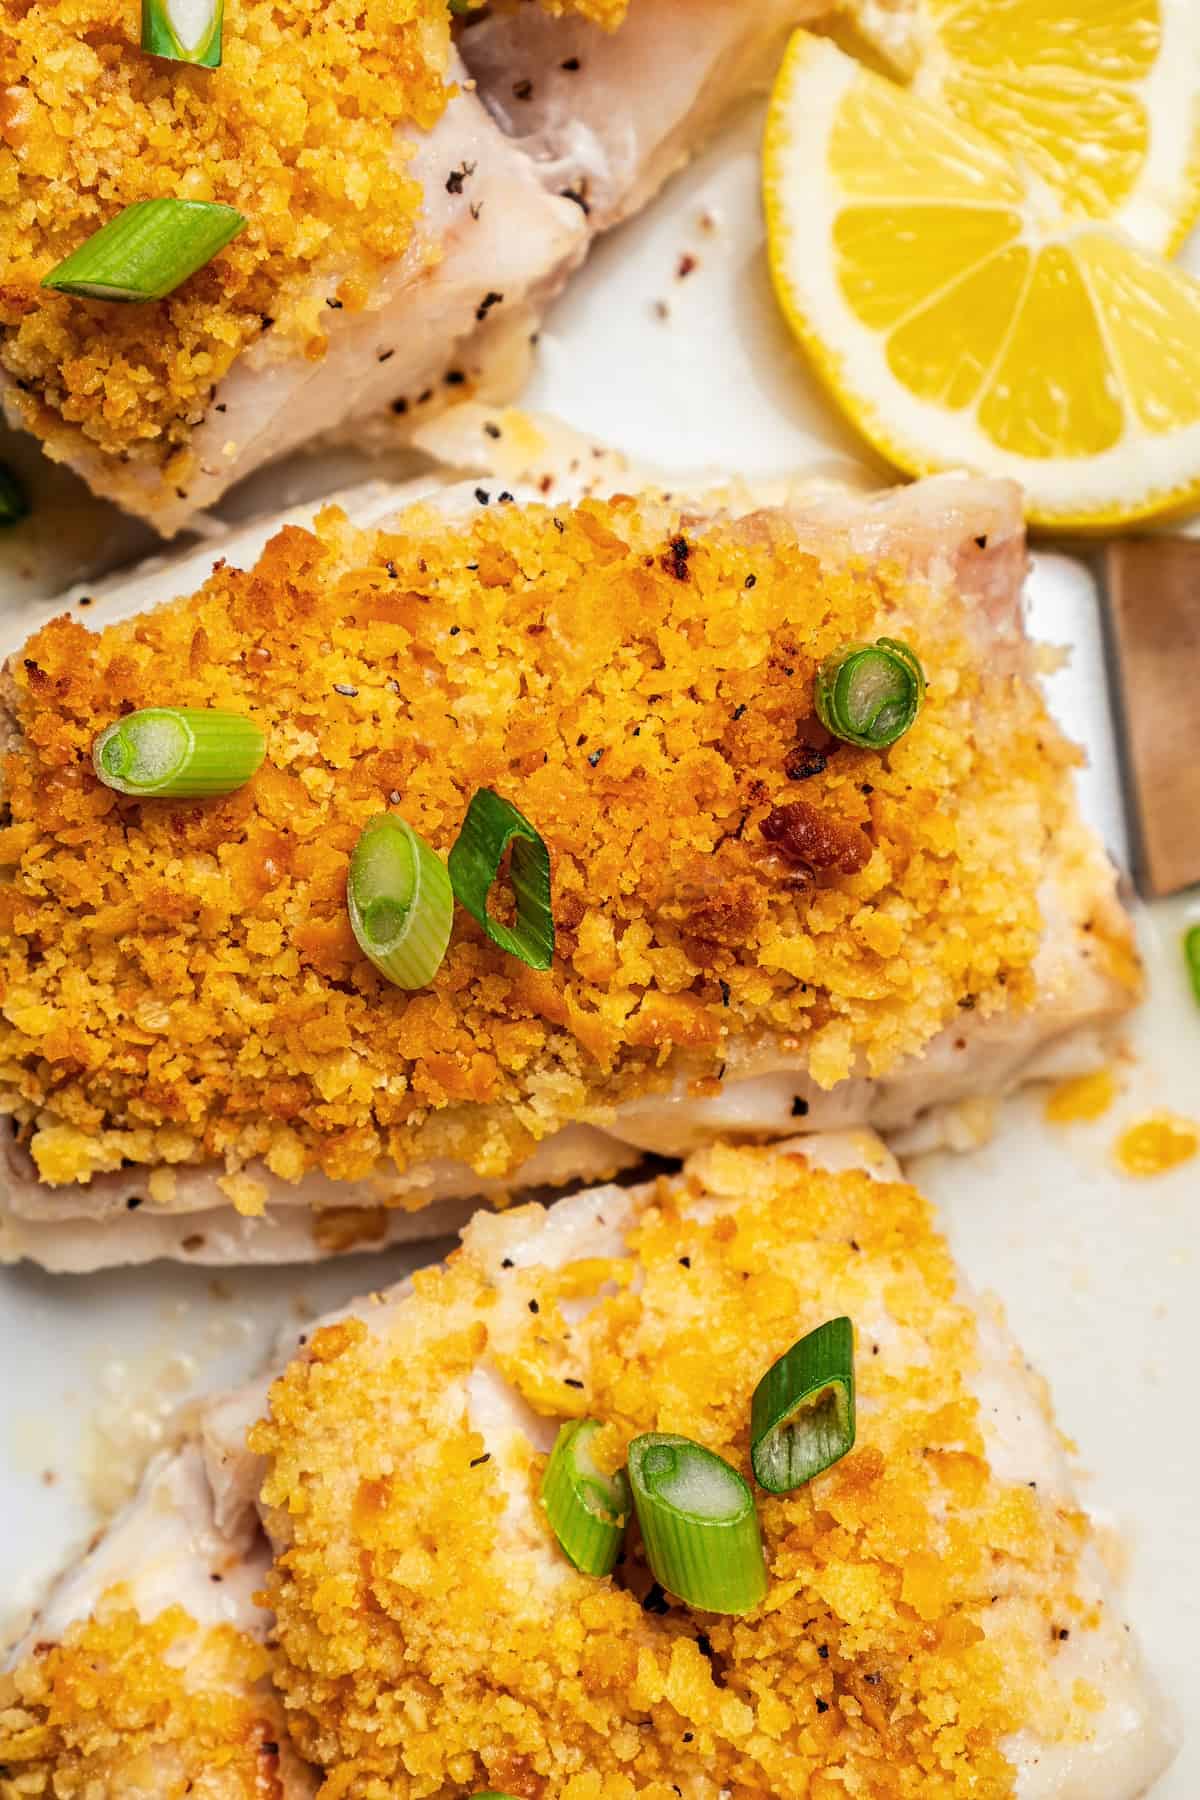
252,1142,1105,1799
0,1598,300,1799
0,0,619,475
0,494,1136,1191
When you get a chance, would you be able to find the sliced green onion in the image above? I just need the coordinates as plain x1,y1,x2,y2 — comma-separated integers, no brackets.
93,708,265,798
628,1433,766,1615
750,1317,855,1495
1185,925,1200,1007
447,788,554,971
0,464,29,528
541,1419,630,1577
814,637,925,750
42,200,246,303
347,813,453,991
142,0,223,66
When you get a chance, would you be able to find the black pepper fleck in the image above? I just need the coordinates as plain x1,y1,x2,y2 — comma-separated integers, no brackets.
661,535,690,581
785,745,828,781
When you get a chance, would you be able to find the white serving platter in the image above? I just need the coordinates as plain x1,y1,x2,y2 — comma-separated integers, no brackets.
0,99,1197,1792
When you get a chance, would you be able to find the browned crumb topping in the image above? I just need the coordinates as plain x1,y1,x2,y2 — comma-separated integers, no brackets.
252,1142,1104,1798
0,1599,298,1799
0,495,1135,1190
0,0,622,474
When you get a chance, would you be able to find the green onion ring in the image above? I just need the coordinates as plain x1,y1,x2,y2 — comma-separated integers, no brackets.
42,200,246,303
347,813,454,991
1185,925,1200,1007
541,1418,630,1577
750,1317,855,1494
0,464,29,529
447,787,555,971
142,0,223,67
93,708,265,799
814,637,925,750
628,1433,767,1615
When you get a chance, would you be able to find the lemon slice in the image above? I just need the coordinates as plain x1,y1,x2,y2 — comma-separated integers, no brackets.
764,32,1200,529
841,0,1200,257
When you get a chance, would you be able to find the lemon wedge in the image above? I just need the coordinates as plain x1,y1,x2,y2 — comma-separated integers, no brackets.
764,31,1200,529
844,0,1200,257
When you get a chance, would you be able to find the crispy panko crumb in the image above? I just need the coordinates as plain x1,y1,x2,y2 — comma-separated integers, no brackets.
0,1597,298,1799
0,0,622,476
0,495,1134,1189
251,1142,1104,1798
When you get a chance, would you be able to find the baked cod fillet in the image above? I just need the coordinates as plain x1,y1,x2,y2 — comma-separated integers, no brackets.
0,0,818,534
0,1138,1175,1798
0,474,1138,1269
0,1448,316,1800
